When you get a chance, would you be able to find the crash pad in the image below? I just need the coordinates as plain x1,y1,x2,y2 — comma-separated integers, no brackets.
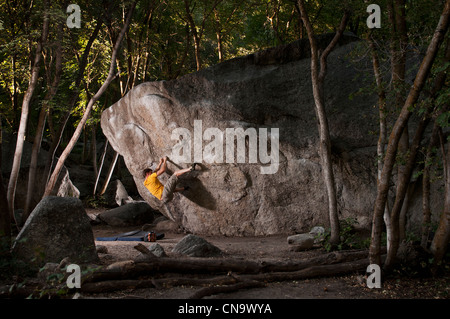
96,230,164,241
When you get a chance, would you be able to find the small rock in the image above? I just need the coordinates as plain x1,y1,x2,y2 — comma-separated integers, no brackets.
38,263,60,281
309,226,326,243
356,275,366,286
287,233,315,251
58,257,72,269
96,245,108,254
309,226,325,236
148,243,167,257
72,292,82,299
172,234,222,257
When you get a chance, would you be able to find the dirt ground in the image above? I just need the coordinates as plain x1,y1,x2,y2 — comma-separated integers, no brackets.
84,209,450,300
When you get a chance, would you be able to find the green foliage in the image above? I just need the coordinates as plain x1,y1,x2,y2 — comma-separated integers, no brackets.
84,195,107,209
28,263,101,299
0,236,40,281
320,217,371,252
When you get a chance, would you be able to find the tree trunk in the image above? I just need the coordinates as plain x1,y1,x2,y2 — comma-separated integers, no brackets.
42,18,103,190
366,33,394,252
93,140,109,196
24,21,64,219
0,172,10,243
399,181,415,242
368,38,387,182
421,124,440,248
173,23,191,79
92,125,98,178
385,0,409,267
184,0,202,71
369,0,450,266
7,3,49,216
43,1,137,197
99,151,119,196
183,0,223,71
384,115,430,268
0,116,11,243
11,54,18,132
430,134,450,266
216,30,224,63
214,8,224,62
297,0,349,245
385,36,449,268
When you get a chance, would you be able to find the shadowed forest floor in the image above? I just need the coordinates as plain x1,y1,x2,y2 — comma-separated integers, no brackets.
86,217,450,300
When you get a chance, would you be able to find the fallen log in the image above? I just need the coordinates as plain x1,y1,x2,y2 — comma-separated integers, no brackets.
85,249,373,283
152,275,238,289
186,258,371,299
81,279,156,293
188,280,266,299
81,257,372,295
236,257,370,284
81,275,239,294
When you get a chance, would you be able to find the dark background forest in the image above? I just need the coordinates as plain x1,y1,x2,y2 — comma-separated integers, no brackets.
0,0,449,296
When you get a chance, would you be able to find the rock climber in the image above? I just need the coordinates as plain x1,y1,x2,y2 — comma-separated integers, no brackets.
143,156,197,203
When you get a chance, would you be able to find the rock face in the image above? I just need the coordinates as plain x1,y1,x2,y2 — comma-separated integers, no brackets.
100,34,442,236
12,196,99,266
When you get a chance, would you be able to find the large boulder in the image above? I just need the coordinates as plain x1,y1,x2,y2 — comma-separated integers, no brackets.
11,196,99,267
100,34,442,236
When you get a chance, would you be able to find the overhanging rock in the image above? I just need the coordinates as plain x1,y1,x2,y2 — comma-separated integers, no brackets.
101,35,381,236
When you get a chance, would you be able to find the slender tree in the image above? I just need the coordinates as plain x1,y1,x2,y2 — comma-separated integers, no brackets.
182,0,224,71
365,27,396,253
0,115,11,244
369,0,450,267
42,18,103,189
430,134,450,268
24,14,64,218
43,0,138,197
7,0,50,217
296,0,349,246
421,122,440,248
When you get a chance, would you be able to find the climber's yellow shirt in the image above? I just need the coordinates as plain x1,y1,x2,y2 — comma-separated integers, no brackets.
144,173,164,200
